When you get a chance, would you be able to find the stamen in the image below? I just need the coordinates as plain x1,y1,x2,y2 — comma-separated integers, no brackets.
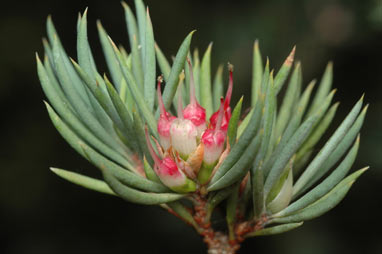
157,75,166,117
187,58,197,105
177,75,184,119
225,63,234,109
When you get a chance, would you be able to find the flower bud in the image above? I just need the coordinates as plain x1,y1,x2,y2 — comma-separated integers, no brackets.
170,118,198,160
170,78,199,160
198,99,226,184
183,58,207,137
157,77,176,151
155,157,196,193
145,128,196,193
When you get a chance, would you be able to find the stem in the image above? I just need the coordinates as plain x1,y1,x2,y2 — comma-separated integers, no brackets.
192,192,241,254
165,191,269,253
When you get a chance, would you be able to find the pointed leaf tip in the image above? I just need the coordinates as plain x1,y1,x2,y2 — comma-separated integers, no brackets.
285,46,296,66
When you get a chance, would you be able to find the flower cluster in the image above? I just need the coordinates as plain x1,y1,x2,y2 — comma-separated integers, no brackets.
145,61,234,193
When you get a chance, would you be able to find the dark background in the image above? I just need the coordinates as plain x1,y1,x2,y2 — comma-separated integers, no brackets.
1,0,381,253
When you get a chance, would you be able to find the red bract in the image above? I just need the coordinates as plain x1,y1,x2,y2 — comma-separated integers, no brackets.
183,58,207,137
209,64,234,131
157,77,176,151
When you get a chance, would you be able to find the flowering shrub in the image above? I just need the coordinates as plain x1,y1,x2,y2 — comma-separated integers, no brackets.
36,1,368,253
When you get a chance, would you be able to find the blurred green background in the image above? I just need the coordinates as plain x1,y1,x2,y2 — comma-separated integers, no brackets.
0,0,381,253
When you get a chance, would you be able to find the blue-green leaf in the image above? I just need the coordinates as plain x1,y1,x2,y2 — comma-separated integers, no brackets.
51,167,115,195
227,97,243,147
276,137,360,217
200,43,214,117
155,43,171,81
159,31,195,114
293,96,364,196
246,222,303,237
305,62,333,119
103,168,184,205
274,46,296,94
143,9,156,111
270,167,367,224
208,98,263,187
251,40,263,107
208,129,263,191
297,105,368,195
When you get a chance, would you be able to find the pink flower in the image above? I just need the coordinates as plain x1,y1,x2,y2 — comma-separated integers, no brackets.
198,99,227,184
145,128,196,193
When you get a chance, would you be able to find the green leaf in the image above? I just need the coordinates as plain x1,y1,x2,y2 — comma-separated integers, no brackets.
45,100,168,193
52,35,127,153
294,102,339,173
143,156,161,183
103,75,142,153
276,138,360,217
192,48,201,103
293,80,316,121
167,202,200,231
38,58,130,168
270,167,368,224
108,38,157,136
264,113,320,197
297,105,368,195
51,167,115,195
305,62,333,118
143,9,156,111
122,2,144,89
158,31,195,114
81,142,169,193
237,108,253,138
208,98,263,187
226,184,240,240
227,97,243,147
155,43,171,81
262,83,329,179
246,222,303,237
266,159,293,214
206,184,237,221
131,34,145,92
208,129,263,191
253,73,276,170
46,16,92,109
77,9,97,78
42,38,54,68
131,106,151,160
121,2,138,51
42,55,69,107
134,0,147,63
97,21,123,92
200,43,214,118
274,63,301,141
102,168,184,205
251,40,263,107
260,59,270,93
293,96,364,196
212,64,224,111
251,164,264,220
134,0,146,64
70,59,131,142
274,46,296,94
